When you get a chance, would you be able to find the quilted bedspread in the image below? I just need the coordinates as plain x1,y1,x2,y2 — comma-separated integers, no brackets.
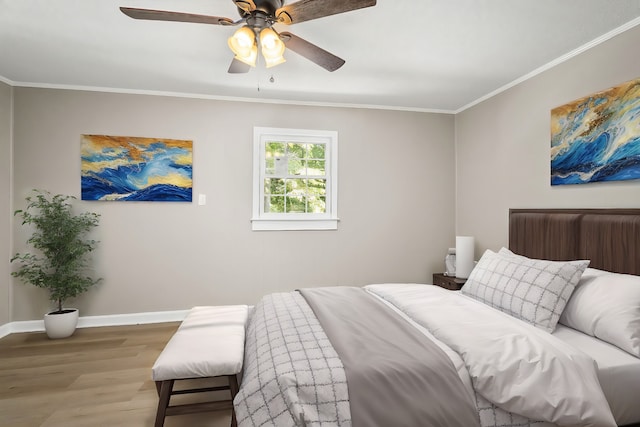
234,291,350,426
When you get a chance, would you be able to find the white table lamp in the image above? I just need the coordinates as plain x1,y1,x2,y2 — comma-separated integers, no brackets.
455,236,475,279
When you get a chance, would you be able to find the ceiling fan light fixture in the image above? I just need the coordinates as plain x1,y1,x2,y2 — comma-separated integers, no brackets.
259,27,286,68
233,43,258,67
263,54,286,68
228,26,256,58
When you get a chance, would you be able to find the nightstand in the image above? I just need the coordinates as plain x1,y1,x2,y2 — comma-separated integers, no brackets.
432,273,466,290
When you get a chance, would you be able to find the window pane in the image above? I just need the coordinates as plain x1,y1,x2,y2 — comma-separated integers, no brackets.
308,195,326,213
288,143,306,159
319,196,326,213
308,178,326,194
265,158,275,175
287,178,307,195
274,156,288,176
285,195,306,213
308,143,325,160
266,142,285,158
265,178,285,195
307,160,325,176
308,179,326,213
288,158,305,176
266,195,285,213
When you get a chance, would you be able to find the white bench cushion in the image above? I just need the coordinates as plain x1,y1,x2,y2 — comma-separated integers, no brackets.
152,305,249,381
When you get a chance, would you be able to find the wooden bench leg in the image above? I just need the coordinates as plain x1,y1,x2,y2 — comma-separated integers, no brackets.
155,380,174,427
228,375,239,427
153,376,239,427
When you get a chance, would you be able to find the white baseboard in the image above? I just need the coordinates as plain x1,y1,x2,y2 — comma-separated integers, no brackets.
0,309,190,339
0,323,13,339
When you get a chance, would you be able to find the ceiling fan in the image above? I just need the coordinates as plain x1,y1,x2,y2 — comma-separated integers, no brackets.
120,0,377,74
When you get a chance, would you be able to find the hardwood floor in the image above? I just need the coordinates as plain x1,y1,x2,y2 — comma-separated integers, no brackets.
0,323,234,427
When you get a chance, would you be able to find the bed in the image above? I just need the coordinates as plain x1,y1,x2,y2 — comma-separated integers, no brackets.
233,208,640,427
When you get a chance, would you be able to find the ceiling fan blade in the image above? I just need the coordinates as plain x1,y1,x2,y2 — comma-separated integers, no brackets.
233,0,256,13
276,0,376,24
120,7,235,26
228,57,251,74
280,32,345,72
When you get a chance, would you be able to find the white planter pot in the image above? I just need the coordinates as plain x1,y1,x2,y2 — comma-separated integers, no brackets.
44,308,79,339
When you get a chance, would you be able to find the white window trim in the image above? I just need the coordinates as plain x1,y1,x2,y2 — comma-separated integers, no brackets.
252,126,338,231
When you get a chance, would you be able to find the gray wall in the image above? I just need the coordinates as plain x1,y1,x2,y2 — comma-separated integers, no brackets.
0,82,11,326
11,88,456,321
456,24,640,253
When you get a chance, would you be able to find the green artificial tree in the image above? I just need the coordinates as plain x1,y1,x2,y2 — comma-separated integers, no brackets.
11,190,102,313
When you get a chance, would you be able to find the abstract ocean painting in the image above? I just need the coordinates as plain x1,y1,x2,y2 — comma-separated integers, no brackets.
81,135,193,201
551,77,640,185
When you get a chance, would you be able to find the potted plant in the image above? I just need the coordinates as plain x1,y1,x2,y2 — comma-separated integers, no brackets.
11,190,101,339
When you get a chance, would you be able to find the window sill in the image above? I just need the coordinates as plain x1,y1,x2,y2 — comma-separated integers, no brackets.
251,218,339,231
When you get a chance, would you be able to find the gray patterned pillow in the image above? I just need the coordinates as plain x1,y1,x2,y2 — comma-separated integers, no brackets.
461,249,589,332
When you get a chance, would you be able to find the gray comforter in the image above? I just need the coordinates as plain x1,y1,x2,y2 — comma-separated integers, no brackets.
299,286,480,427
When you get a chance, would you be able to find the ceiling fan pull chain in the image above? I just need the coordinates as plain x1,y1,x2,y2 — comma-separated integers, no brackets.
256,57,262,92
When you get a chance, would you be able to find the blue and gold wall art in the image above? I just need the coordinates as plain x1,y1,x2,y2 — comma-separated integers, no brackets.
81,135,193,201
551,77,640,185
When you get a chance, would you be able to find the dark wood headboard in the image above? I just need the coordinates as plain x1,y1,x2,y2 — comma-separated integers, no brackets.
509,208,640,276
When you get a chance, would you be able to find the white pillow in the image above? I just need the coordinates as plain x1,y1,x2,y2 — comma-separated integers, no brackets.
560,268,640,358
461,249,589,332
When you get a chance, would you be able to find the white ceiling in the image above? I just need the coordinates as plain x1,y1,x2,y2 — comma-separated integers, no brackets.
2,0,640,112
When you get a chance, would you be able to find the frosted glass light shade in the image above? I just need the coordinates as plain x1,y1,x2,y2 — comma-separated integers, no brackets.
260,28,286,68
455,236,475,279
233,45,258,67
228,26,257,66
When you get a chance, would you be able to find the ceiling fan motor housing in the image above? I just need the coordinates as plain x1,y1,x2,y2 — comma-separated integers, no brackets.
237,0,283,17
239,0,284,31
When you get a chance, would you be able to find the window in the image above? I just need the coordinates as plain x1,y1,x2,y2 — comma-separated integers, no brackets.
252,127,338,231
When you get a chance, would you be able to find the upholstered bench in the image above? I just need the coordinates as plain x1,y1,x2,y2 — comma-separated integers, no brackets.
151,305,249,427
